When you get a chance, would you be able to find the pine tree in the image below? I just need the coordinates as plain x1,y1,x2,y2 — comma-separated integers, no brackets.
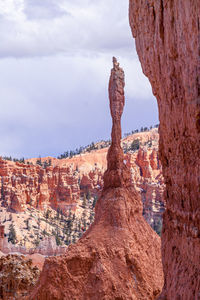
45,209,51,220
92,196,98,208
68,208,72,220
25,219,30,231
55,234,61,246
82,194,87,208
20,157,25,163
8,223,17,244
72,234,76,244
153,219,162,236
130,139,140,151
89,211,94,223
83,219,87,231
86,190,91,200
36,157,42,166
56,208,60,220
43,160,48,168
33,238,40,247
1,179,4,200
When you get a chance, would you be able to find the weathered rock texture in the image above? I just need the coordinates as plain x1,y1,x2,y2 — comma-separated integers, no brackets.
0,159,79,213
30,58,163,299
0,254,40,299
129,1,200,298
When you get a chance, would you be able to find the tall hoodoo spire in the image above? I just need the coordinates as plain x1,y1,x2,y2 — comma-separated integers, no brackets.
103,57,131,189
29,57,163,300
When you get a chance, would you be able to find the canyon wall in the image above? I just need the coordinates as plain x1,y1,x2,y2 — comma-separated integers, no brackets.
0,130,164,230
129,1,200,298
0,158,79,213
30,58,163,300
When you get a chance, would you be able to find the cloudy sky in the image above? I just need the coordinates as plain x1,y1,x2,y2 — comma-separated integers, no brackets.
0,0,158,159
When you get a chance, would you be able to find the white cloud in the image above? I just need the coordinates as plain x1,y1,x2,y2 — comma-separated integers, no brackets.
24,0,68,19
0,54,158,158
0,0,133,58
0,0,158,158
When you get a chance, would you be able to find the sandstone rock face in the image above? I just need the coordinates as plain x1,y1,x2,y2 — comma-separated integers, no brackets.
80,168,104,198
32,236,66,256
128,148,165,228
0,234,66,257
30,58,163,300
24,253,45,271
129,1,200,298
0,236,28,255
0,159,79,213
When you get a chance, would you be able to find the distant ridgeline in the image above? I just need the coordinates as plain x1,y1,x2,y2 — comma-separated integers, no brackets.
57,123,159,160
1,124,159,164
1,156,52,169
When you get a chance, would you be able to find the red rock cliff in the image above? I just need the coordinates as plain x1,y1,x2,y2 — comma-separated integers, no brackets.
30,58,163,299
0,159,79,213
129,1,200,298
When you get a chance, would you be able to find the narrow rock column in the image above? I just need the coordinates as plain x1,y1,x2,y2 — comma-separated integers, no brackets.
29,58,163,300
104,57,131,189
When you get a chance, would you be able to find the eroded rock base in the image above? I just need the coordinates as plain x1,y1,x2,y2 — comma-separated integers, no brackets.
30,188,163,300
